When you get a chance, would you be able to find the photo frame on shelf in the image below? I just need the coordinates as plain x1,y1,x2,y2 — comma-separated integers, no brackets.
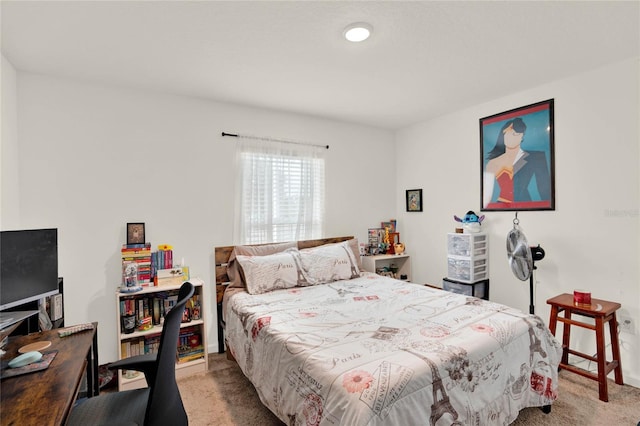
126,223,145,245
480,99,555,211
368,228,381,246
381,221,396,233
406,189,423,212
367,228,386,255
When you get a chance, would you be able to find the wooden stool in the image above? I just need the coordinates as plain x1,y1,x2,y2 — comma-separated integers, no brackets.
547,293,624,402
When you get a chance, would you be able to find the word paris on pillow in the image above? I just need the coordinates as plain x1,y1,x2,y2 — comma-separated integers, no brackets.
236,250,311,295
227,241,297,288
300,241,360,284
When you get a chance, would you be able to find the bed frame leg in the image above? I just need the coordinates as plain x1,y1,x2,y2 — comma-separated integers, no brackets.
541,405,551,414
225,342,237,363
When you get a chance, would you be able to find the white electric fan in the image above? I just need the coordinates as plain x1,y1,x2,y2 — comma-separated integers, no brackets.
506,213,545,314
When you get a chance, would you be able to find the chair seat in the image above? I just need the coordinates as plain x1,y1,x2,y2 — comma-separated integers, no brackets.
68,388,149,426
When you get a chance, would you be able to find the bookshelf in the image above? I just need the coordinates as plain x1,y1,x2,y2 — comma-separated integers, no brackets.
361,253,412,282
115,278,208,391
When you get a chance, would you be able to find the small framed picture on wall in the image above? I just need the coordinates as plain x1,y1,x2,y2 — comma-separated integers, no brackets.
406,189,423,212
127,223,145,245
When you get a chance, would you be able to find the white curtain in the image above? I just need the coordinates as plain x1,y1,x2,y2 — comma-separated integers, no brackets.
233,137,326,244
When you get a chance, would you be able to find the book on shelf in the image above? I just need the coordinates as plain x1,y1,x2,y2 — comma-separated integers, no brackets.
176,325,204,363
176,348,205,364
145,334,161,355
121,251,151,257
122,242,151,250
123,242,151,249
188,294,201,321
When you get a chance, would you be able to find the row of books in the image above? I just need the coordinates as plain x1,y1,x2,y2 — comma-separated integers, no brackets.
120,327,204,364
120,292,177,332
152,249,174,277
119,291,202,333
121,243,175,287
120,334,162,359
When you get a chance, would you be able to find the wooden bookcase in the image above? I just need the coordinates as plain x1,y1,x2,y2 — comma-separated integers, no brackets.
115,278,208,391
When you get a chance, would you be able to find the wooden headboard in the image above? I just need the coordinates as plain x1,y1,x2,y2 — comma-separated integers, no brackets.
214,236,354,298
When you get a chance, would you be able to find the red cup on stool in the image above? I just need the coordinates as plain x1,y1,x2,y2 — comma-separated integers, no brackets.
574,290,591,305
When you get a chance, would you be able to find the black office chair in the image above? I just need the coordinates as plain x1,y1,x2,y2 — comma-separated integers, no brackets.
68,282,195,426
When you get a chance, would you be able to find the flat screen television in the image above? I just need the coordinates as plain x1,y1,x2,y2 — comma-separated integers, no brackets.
1,228,59,311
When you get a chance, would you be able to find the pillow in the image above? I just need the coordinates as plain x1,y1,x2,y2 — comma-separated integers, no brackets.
296,238,362,269
236,249,312,295
300,241,361,285
227,241,298,288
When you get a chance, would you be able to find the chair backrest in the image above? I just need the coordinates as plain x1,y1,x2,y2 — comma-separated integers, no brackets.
144,281,195,426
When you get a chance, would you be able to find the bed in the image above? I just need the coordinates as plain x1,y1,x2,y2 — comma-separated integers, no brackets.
215,237,561,426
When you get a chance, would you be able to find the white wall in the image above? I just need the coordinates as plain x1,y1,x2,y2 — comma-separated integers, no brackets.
396,57,640,386
1,55,20,228
5,56,639,388
6,71,395,362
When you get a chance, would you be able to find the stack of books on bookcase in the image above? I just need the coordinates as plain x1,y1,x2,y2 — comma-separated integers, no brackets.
121,243,152,286
176,326,204,364
151,247,173,278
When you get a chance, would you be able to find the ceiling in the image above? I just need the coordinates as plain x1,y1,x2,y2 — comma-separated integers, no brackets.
2,1,639,130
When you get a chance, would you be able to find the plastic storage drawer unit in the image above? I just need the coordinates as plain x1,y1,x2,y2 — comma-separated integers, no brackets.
446,232,489,283
447,256,488,283
442,277,489,300
447,233,488,257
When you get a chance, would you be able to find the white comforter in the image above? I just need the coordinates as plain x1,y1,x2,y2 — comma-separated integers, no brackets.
224,273,561,426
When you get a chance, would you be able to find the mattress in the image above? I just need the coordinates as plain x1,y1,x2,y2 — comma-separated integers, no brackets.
224,273,562,425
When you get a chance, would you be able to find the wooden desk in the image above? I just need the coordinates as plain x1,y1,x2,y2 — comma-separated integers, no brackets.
0,323,99,425
547,294,623,402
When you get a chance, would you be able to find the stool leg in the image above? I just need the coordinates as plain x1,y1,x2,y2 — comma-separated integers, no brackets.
561,309,572,366
548,305,564,371
548,305,559,335
609,313,624,385
595,316,609,402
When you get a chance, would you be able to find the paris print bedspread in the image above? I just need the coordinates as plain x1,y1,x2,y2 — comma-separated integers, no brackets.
224,273,562,426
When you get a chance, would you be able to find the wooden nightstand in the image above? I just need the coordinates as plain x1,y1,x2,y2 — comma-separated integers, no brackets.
360,254,411,281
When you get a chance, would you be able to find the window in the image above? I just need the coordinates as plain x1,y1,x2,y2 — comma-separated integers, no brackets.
234,138,325,244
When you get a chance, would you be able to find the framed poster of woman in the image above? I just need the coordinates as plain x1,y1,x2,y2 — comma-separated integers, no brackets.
480,99,555,211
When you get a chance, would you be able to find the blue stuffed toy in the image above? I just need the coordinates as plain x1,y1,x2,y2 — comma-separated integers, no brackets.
454,210,485,233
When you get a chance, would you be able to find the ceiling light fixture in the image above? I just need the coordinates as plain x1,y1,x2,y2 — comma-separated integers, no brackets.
343,22,372,42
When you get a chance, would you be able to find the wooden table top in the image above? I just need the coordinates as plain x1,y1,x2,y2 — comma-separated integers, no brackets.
1,325,97,426
546,293,621,316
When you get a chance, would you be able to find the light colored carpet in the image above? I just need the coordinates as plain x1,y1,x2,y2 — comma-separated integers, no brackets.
178,353,640,425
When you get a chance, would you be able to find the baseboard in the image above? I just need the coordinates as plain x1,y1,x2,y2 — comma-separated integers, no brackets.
624,374,640,388
208,342,220,354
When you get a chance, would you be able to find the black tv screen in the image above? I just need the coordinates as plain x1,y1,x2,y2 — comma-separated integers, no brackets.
1,228,59,310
